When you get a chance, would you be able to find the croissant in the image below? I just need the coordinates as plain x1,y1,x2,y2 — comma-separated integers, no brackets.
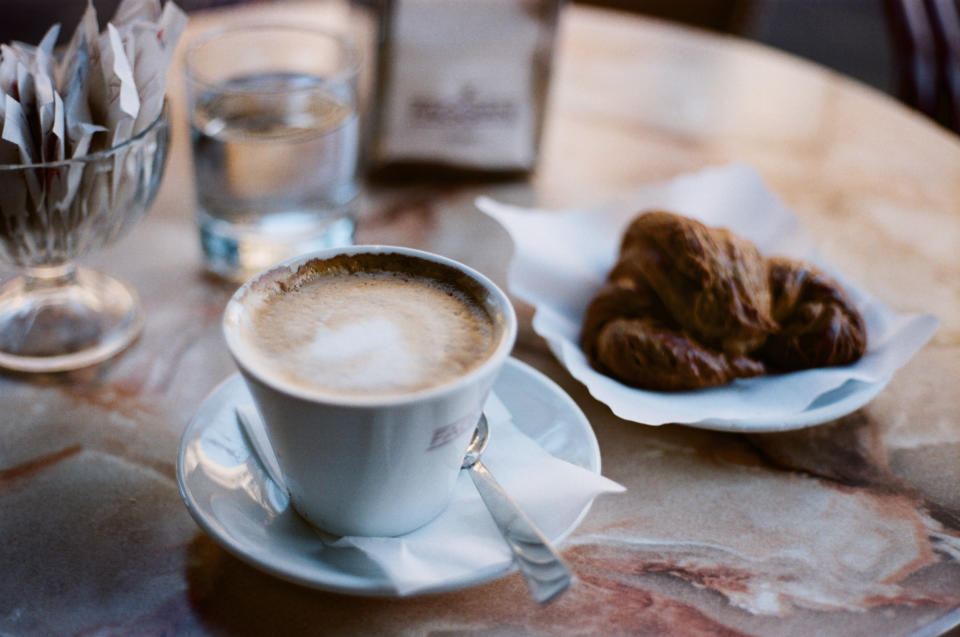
758,257,867,371
581,211,867,391
593,314,768,391
614,211,777,355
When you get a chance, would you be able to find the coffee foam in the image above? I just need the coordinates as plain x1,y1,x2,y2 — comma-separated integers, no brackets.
235,253,503,397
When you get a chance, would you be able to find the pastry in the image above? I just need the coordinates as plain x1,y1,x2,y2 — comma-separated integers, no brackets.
614,210,777,355
581,211,867,390
759,257,867,371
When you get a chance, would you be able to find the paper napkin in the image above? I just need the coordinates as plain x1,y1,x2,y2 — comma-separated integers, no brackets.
329,394,624,596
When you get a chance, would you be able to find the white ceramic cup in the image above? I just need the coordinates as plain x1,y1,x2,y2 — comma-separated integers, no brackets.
222,246,517,536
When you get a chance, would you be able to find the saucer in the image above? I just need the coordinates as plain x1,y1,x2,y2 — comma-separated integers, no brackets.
176,357,601,596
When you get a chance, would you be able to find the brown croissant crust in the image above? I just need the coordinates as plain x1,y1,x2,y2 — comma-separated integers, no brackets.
579,278,666,362
581,211,867,391
758,257,867,371
594,316,768,391
615,211,777,355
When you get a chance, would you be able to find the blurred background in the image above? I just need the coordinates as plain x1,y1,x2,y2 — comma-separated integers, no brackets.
578,0,959,134
0,0,955,133
583,0,895,95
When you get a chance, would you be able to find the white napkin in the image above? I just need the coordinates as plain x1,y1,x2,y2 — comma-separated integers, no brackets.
476,163,939,426
328,394,625,596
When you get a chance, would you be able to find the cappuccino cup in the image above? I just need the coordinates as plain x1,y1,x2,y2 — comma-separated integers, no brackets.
223,246,517,536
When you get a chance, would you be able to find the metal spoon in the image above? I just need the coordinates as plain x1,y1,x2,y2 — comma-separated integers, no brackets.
462,412,574,604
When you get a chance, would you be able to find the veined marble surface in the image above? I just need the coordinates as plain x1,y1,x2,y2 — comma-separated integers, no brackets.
2,3,960,635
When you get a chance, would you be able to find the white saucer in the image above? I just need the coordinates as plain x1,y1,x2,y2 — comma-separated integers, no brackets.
176,357,601,596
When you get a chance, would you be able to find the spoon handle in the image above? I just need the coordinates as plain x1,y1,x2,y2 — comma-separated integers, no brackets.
468,460,574,604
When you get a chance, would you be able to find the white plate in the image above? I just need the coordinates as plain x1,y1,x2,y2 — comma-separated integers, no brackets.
690,377,889,432
477,165,938,432
176,357,600,596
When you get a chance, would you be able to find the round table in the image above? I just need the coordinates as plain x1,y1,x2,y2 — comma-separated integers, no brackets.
2,3,959,636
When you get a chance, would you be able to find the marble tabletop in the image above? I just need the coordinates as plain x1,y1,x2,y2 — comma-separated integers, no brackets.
2,3,960,635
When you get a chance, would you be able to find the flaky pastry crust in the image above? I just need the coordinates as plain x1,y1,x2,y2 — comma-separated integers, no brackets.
581,211,867,391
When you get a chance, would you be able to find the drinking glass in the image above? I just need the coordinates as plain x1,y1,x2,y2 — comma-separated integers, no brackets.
0,104,170,372
184,25,361,282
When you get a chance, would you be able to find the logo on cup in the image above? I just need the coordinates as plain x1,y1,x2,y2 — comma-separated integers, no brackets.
427,414,475,452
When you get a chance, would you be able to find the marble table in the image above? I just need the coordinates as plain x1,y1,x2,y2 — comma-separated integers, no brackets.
2,3,960,635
